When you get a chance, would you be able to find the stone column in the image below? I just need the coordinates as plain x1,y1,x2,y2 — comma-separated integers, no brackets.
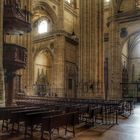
57,0,64,30
0,0,5,106
5,72,16,106
26,0,33,95
79,0,104,98
108,1,122,99
53,35,65,97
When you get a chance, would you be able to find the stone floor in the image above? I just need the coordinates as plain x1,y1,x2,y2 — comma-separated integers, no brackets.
1,105,140,140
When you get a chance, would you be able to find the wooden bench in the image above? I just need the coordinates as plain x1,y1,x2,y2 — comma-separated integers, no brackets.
41,111,79,140
24,110,62,139
10,107,51,132
0,106,40,131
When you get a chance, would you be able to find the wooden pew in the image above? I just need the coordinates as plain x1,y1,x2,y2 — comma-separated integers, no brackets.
81,105,102,126
10,107,51,132
0,106,40,131
24,110,62,139
41,112,79,140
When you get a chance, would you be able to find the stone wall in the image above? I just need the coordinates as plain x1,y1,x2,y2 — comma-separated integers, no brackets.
3,0,140,101
30,0,79,97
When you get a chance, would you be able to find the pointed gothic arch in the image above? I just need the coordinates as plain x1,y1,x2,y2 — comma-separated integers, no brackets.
32,1,57,25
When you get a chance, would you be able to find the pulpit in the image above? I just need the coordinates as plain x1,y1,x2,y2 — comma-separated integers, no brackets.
4,0,31,35
3,0,31,106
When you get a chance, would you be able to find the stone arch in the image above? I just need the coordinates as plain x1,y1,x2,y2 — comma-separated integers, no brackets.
32,1,57,25
120,22,140,78
121,29,140,83
33,47,54,96
121,31,140,61
33,44,54,61
121,31,140,52
120,20,140,51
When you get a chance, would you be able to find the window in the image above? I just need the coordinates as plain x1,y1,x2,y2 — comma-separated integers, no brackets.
104,0,110,8
38,20,48,34
65,0,71,4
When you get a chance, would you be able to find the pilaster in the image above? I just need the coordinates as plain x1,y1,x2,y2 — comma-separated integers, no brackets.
53,35,65,97
0,0,5,106
58,0,64,30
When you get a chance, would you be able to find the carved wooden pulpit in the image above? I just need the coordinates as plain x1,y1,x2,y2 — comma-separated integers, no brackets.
3,0,31,105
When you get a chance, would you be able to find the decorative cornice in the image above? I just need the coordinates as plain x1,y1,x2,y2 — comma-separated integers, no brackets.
107,9,140,26
32,0,60,8
64,3,78,17
48,0,60,6
65,36,78,45
33,30,79,45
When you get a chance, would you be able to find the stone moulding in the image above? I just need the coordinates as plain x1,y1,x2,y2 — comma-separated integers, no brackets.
33,30,79,45
107,9,140,26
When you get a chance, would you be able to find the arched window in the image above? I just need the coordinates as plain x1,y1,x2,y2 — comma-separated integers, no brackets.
104,0,110,8
65,0,71,4
38,20,48,34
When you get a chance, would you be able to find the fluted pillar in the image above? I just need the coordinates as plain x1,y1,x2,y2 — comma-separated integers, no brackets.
108,1,122,99
53,36,65,97
0,0,5,106
58,0,64,30
79,0,104,98
25,0,33,95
